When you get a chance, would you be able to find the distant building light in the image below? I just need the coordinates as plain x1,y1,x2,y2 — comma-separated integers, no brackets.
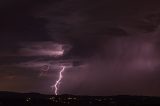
68,97,72,100
73,97,77,100
49,97,55,100
26,98,31,102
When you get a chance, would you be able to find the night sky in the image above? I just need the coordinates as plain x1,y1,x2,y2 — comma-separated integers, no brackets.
1,0,160,96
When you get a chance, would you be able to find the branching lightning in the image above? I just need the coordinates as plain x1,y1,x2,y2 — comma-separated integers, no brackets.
52,66,66,95
18,42,72,95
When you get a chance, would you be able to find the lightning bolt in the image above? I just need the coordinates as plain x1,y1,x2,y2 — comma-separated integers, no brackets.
52,66,66,95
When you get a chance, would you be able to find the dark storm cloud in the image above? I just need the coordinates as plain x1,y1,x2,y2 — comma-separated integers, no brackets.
1,0,160,95
39,0,160,58
0,0,62,93
58,36,160,96
35,0,160,95
0,0,53,44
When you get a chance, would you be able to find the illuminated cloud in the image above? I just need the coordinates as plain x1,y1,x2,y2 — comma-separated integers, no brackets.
19,42,71,57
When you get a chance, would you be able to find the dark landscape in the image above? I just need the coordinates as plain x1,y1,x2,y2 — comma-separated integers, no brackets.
0,91,160,105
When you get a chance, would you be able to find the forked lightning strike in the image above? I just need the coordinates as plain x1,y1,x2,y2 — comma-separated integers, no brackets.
53,66,66,95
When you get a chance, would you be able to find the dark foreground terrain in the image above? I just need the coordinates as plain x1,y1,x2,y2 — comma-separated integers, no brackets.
0,92,160,106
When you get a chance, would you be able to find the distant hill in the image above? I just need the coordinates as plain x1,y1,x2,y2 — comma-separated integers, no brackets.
0,91,160,105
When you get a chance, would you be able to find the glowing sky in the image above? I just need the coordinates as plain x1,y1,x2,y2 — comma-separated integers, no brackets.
1,0,160,96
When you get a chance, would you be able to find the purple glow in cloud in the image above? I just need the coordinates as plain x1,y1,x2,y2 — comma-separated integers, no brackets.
19,42,71,57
